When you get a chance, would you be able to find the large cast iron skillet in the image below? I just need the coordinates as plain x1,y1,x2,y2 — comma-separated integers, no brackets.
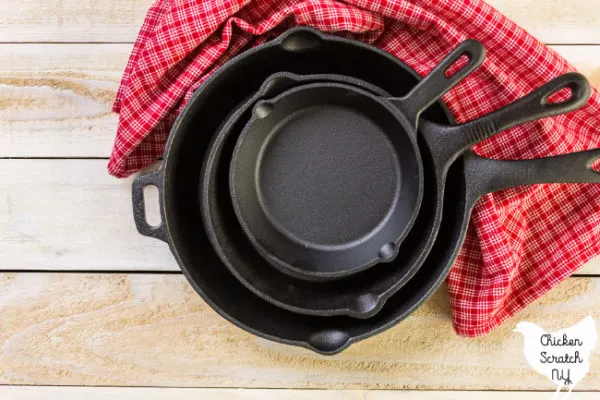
131,26,599,354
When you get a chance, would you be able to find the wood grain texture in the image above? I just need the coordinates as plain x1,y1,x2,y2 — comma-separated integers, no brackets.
367,393,600,400
2,0,600,393
0,159,177,271
552,46,600,84
489,0,600,44
2,44,600,158
0,273,599,389
0,0,599,44
578,258,600,275
2,158,599,274
0,387,363,400
0,387,598,400
0,0,152,43
0,44,129,158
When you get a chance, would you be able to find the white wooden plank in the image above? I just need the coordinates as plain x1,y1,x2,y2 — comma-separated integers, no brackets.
368,393,599,400
0,159,178,271
578,257,600,275
0,387,597,399
2,44,600,159
0,0,599,44
2,158,600,274
0,274,599,389
0,0,152,43
489,0,600,44
0,44,129,158
552,45,600,81
0,387,363,400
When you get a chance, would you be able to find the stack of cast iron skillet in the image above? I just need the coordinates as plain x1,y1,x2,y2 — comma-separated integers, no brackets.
132,27,600,354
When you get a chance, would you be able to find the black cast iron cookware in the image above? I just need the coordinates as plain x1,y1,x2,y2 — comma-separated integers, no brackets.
135,90,600,355
215,72,591,318
228,41,485,281
131,26,596,354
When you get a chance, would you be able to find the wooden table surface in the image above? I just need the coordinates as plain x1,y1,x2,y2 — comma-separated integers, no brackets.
2,0,600,398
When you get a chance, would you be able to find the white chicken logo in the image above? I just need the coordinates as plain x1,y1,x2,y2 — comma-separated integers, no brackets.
514,316,597,399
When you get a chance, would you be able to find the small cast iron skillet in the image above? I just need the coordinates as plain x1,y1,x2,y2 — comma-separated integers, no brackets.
131,26,598,354
228,41,484,281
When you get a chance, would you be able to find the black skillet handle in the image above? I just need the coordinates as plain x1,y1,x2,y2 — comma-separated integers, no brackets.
132,168,169,243
392,39,486,127
421,73,592,169
475,72,590,133
463,148,600,206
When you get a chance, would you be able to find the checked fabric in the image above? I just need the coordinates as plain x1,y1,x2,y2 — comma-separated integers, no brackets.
111,0,600,336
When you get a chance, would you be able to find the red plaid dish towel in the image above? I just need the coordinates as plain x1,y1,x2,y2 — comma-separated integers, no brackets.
111,0,600,336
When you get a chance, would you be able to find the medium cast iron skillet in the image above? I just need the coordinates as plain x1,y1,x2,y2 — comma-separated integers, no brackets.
229,41,485,281
131,26,598,354
218,72,591,318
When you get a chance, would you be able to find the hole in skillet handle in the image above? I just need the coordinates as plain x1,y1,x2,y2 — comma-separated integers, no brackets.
439,40,485,80
546,87,572,104
558,149,600,182
131,169,168,242
555,149,600,182
540,73,591,112
445,54,471,78
143,185,161,228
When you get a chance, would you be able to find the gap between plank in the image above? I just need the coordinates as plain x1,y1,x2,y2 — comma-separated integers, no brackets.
0,384,598,392
0,270,183,274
